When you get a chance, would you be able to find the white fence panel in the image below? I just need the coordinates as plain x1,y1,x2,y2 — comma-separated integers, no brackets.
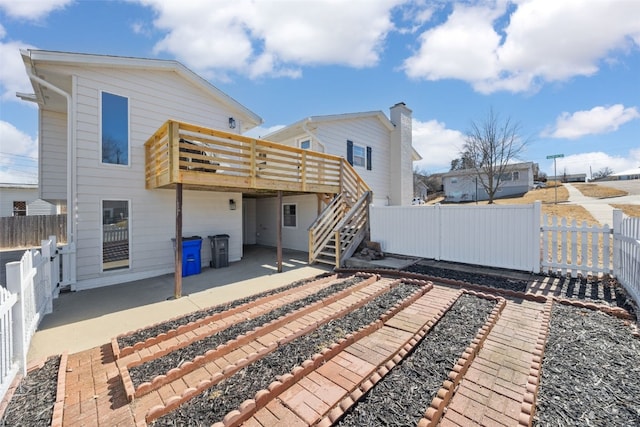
0,286,18,403
541,215,613,278
370,202,540,272
614,212,640,306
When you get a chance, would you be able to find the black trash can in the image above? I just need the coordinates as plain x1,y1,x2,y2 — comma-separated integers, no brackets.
208,234,229,268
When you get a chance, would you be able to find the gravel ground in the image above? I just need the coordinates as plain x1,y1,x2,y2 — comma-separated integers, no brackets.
118,275,327,349
0,356,60,427
336,294,495,426
129,276,364,387
152,282,418,425
535,303,640,426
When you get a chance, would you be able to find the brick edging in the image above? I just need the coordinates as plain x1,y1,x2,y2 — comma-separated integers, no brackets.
419,292,506,427
145,279,433,426
50,351,68,427
518,298,553,426
112,273,339,359
127,273,380,401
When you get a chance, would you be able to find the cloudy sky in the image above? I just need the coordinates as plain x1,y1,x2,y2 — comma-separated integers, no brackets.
1,0,639,183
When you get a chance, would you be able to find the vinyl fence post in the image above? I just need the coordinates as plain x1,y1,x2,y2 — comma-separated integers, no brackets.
6,262,26,376
612,209,623,278
533,201,541,273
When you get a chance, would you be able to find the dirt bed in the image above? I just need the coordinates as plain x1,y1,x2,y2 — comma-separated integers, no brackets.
336,294,495,426
0,356,60,427
152,282,418,425
535,303,640,426
129,276,364,387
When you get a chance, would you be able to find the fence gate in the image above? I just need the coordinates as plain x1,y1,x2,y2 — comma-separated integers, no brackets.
541,215,612,278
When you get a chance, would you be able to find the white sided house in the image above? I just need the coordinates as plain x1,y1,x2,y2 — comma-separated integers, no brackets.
19,50,385,290
19,50,263,290
442,162,536,203
0,183,57,217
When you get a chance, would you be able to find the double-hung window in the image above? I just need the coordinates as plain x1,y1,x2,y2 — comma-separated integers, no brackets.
282,203,297,228
347,140,372,170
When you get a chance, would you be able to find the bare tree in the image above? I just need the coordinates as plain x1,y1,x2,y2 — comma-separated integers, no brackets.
591,167,614,180
462,108,530,203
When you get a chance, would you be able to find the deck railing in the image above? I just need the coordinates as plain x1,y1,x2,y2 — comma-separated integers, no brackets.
145,120,351,194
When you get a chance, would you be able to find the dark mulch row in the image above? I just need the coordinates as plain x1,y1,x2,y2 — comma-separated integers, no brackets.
549,275,634,313
152,282,419,426
118,274,329,349
336,294,495,426
129,276,364,387
403,262,529,292
535,304,640,426
0,356,60,427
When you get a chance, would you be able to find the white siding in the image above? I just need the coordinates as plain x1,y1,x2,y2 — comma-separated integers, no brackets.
36,63,251,288
27,199,57,215
255,194,317,252
243,198,257,245
39,110,67,202
0,188,38,217
269,117,391,206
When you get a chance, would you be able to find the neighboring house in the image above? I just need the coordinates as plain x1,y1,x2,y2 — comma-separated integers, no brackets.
442,162,536,203
0,183,57,216
548,173,587,183
606,167,640,181
20,49,263,290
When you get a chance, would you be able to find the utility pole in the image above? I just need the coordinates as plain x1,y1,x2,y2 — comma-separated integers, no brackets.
546,154,564,205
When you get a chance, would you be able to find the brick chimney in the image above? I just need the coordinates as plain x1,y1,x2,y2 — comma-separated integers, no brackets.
389,102,413,205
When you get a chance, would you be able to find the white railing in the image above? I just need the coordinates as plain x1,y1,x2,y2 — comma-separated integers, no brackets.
613,211,640,306
103,225,128,243
0,235,71,402
541,215,612,278
370,202,541,272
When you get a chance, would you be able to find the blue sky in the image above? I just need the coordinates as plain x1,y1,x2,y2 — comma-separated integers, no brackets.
1,0,639,184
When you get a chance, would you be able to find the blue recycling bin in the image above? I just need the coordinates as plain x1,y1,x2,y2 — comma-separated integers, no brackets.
172,236,202,277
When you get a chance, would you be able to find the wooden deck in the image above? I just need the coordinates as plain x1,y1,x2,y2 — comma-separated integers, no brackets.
145,120,367,197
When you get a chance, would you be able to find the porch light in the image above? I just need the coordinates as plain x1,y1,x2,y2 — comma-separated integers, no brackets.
228,117,236,129
229,199,236,210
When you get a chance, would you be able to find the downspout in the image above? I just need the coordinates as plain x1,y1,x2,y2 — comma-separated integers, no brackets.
301,119,325,153
24,53,76,284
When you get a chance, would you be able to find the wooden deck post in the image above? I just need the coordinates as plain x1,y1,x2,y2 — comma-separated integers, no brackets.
277,190,283,273
174,183,183,299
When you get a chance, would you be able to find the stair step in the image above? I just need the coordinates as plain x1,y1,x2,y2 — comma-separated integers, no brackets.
315,257,336,266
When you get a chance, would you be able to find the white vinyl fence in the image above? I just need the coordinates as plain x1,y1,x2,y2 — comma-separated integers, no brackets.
614,212,640,306
0,236,73,403
370,202,542,272
370,203,639,306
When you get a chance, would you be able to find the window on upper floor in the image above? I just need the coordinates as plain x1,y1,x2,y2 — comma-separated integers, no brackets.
101,91,129,166
299,139,311,150
347,140,372,170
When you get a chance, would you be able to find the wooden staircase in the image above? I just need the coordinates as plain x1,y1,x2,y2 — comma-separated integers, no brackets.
308,161,371,268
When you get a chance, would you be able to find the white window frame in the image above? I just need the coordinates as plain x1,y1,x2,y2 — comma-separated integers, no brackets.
100,90,131,167
299,138,311,150
282,203,297,228
101,199,131,272
352,144,366,167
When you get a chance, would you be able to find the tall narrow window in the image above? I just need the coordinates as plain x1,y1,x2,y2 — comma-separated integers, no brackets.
282,203,297,228
102,200,129,271
101,92,129,165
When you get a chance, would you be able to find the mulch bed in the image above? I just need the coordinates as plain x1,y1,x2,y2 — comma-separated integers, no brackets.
152,282,418,425
128,276,364,388
534,303,640,426
117,274,329,349
336,293,495,426
0,356,60,427
403,261,529,292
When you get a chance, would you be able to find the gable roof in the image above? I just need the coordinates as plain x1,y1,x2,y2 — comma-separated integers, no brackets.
442,161,535,178
264,110,395,141
20,49,263,130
